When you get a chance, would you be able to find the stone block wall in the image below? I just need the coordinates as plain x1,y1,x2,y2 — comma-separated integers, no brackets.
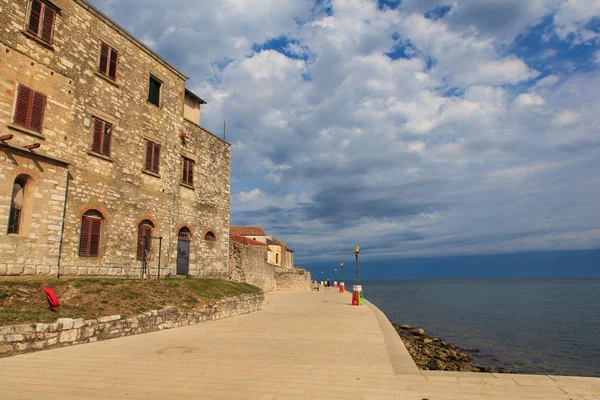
229,240,276,292
275,268,312,291
0,0,230,277
0,293,264,357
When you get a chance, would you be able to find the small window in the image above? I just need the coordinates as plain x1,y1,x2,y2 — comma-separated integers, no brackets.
182,157,194,186
204,231,215,241
137,220,154,261
14,84,47,133
98,42,119,81
179,227,191,239
91,117,112,156
148,76,161,106
79,210,103,257
7,178,27,235
145,140,160,173
26,0,56,44
275,254,279,264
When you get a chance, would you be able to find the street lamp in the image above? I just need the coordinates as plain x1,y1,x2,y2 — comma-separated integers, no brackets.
334,268,338,289
321,271,324,284
339,262,345,293
352,246,363,306
353,246,361,284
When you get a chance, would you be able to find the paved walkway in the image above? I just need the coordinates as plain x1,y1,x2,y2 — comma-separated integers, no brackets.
1,290,599,399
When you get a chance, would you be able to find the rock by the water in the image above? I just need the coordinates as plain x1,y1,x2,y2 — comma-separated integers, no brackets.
412,328,425,336
400,324,412,330
423,338,433,344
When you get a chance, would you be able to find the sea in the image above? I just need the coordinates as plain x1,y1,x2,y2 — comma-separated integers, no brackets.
362,278,600,377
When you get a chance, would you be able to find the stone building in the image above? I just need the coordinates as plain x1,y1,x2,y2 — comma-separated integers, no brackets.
230,226,294,269
0,0,230,277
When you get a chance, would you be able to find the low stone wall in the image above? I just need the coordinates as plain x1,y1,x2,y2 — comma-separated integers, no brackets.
229,240,276,292
275,268,312,291
0,293,264,358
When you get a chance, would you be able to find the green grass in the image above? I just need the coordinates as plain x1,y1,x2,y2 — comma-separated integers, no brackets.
0,277,261,326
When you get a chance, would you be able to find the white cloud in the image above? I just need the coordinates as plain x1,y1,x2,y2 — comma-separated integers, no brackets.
535,75,561,87
515,93,546,106
554,109,582,125
553,0,600,43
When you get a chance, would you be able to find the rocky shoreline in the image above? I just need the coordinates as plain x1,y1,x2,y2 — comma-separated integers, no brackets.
392,323,512,373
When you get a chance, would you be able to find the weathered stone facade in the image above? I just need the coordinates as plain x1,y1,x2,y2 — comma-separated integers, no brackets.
275,267,312,292
229,239,276,292
0,0,230,277
0,293,264,357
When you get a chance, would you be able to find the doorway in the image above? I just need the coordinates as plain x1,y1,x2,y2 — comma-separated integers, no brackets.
176,227,191,275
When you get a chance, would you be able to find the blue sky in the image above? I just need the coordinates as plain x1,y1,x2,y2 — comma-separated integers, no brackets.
90,0,600,276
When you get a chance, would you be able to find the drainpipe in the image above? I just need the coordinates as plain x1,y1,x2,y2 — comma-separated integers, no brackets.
56,169,70,278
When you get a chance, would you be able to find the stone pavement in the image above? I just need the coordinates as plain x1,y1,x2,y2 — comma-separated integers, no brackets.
1,290,599,399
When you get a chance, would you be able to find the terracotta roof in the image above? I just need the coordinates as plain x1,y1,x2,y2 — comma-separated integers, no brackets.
230,234,268,248
230,226,266,236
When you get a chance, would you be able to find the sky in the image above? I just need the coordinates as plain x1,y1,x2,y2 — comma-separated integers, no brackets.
89,0,600,275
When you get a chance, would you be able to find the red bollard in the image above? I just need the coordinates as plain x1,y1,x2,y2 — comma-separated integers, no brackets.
339,282,345,293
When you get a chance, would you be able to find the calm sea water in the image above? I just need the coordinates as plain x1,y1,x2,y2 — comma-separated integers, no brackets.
362,279,600,377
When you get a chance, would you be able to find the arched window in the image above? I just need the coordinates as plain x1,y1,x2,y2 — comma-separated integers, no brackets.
7,177,26,234
204,231,215,241
79,210,103,257
178,227,191,240
275,253,279,264
137,220,154,260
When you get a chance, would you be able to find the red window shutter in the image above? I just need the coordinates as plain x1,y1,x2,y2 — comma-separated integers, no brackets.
41,6,55,44
145,141,153,171
152,144,160,173
102,123,112,155
99,43,109,75
89,218,102,256
79,217,91,257
189,161,194,184
28,0,42,35
14,85,33,127
182,158,188,184
137,225,153,260
108,49,118,80
29,92,46,132
92,118,103,153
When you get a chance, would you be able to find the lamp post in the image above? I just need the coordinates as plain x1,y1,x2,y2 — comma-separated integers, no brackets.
321,271,324,285
334,268,338,289
339,262,345,293
352,246,363,306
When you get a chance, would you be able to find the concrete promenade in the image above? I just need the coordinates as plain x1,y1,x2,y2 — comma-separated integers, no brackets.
1,290,599,399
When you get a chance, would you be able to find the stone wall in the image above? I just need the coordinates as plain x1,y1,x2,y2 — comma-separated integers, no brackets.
275,268,312,291
229,240,276,292
0,0,230,277
0,293,264,358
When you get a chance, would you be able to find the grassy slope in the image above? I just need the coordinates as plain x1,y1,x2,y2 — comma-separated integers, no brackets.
0,277,261,326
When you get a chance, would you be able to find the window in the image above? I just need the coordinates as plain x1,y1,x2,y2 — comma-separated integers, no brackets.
7,178,26,234
26,0,56,44
182,157,194,186
144,141,160,173
137,220,154,260
79,210,103,257
91,117,112,156
179,227,191,240
98,42,119,81
148,76,161,106
275,253,279,264
14,84,47,133
204,231,215,241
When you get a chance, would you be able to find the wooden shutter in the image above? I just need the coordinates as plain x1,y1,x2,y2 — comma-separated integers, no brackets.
14,85,33,127
89,218,102,256
27,0,42,35
79,217,91,257
108,49,118,80
99,43,109,75
41,6,55,44
182,158,188,184
188,160,194,185
152,144,160,173
92,118,103,153
145,141,153,171
29,92,46,132
137,224,152,260
102,123,112,155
